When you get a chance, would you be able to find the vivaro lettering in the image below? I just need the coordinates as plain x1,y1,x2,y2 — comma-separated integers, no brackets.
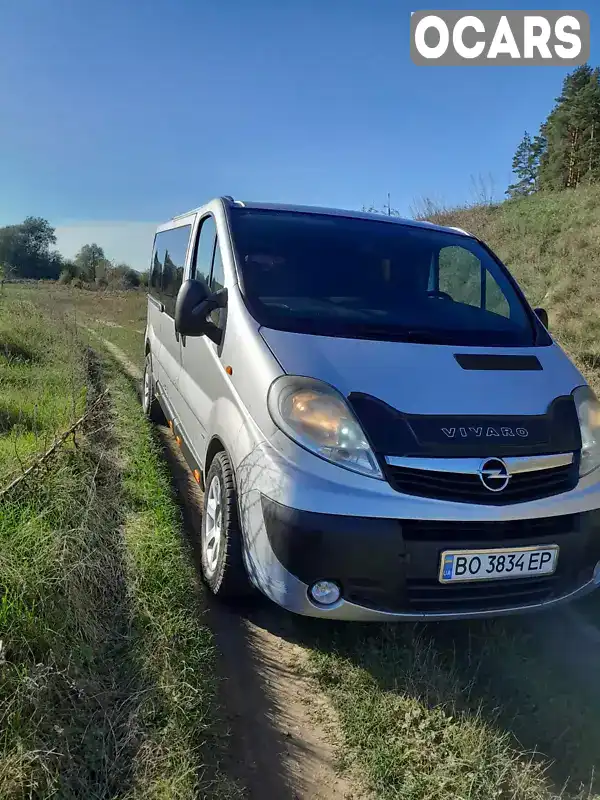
442,426,529,438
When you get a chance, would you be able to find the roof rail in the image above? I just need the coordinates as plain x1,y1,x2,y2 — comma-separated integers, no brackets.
222,195,235,204
171,208,199,221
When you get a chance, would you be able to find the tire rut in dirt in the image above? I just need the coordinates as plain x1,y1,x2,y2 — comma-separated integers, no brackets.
157,428,358,800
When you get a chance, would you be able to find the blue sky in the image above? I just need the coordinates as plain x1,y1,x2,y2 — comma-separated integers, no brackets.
0,0,596,269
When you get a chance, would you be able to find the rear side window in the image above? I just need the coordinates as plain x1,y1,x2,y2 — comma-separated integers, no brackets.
150,247,162,291
438,246,510,318
152,225,191,316
438,247,481,307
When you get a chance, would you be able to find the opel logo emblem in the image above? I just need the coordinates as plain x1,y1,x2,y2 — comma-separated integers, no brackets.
478,458,511,492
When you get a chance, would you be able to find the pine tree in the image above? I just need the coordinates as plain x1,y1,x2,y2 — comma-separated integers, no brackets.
506,132,544,198
538,65,600,190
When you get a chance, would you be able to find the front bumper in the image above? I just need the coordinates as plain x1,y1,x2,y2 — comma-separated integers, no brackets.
260,496,600,620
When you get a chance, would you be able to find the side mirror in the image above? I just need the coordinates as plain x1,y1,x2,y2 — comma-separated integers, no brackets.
534,307,549,329
175,279,227,343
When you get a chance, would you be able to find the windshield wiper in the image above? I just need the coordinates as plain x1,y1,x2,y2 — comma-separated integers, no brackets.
341,324,450,343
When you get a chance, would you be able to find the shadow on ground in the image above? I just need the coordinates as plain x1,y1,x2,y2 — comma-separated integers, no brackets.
245,596,600,796
157,421,300,799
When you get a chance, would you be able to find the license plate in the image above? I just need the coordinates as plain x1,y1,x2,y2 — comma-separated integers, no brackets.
439,545,559,583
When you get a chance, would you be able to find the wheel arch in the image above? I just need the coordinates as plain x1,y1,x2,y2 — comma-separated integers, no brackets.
204,436,241,496
205,436,227,478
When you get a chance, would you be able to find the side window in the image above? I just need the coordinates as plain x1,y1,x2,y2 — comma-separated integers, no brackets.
438,245,511,318
154,225,191,316
208,238,227,330
485,275,511,318
210,239,225,292
192,216,216,284
192,215,228,330
439,246,482,308
149,244,162,294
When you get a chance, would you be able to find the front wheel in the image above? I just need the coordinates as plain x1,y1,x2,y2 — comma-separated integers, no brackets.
201,451,251,600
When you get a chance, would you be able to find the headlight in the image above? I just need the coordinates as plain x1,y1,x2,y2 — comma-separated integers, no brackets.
267,376,383,479
573,386,600,477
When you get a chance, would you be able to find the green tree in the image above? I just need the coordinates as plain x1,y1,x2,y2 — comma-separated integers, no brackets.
538,65,600,191
58,260,79,283
110,262,140,289
506,132,545,198
75,243,107,283
20,216,56,255
0,217,60,279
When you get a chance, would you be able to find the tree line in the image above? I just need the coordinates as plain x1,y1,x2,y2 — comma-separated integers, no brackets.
508,65,600,197
0,217,145,289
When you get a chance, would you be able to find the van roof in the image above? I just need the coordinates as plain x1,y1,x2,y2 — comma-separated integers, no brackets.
170,198,473,238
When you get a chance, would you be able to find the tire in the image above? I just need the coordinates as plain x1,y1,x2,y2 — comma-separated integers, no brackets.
201,451,251,600
142,353,165,424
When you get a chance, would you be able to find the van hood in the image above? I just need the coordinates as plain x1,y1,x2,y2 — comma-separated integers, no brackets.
259,327,585,417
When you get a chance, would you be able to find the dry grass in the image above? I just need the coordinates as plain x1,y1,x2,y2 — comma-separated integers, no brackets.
4,283,147,368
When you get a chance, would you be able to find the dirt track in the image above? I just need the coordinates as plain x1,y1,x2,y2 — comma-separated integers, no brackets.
93,332,360,799
160,424,359,800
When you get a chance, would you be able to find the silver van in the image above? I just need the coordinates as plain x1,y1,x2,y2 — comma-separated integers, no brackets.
143,197,600,621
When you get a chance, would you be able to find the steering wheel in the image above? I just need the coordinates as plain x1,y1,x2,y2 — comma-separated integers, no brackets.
427,289,454,301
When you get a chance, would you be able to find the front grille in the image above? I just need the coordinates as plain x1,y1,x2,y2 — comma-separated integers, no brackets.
406,576,558,612
386,462,578,504
401,513,578,542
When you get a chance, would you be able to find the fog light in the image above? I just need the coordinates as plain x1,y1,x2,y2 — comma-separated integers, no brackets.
309,580,341,606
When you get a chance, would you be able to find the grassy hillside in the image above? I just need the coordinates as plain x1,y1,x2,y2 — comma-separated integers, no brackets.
425,185,600,392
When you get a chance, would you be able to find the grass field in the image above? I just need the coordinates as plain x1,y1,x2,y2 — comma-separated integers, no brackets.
0,287,239,798
0,294,87,486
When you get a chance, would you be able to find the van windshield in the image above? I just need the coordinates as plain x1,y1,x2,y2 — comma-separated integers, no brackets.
229,208,537,347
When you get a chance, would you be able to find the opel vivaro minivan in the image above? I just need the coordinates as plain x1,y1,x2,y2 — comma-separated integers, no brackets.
143,197,600,620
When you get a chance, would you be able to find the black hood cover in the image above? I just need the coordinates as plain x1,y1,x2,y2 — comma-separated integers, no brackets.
347,393,582,458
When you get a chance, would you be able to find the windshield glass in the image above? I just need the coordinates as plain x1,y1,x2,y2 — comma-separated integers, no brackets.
230,208,537,347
